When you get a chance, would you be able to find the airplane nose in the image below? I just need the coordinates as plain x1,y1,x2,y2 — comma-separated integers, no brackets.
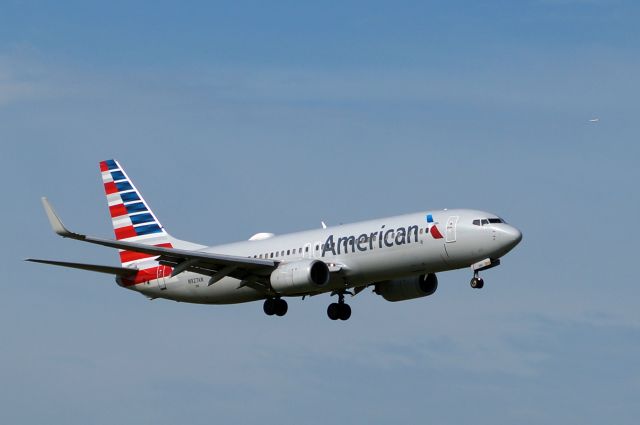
501,225,523,251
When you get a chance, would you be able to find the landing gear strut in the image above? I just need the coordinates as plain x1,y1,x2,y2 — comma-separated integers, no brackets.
263,298,288,316
470,273,484,289
470,258,499,289
327,292,351,321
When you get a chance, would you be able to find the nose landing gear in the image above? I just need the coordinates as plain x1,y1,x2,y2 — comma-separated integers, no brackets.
263,297,288,316
327,292,352,321
469,258,500,289
470,274,484,289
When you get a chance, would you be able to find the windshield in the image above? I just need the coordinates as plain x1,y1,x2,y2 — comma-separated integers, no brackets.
473,217,506,226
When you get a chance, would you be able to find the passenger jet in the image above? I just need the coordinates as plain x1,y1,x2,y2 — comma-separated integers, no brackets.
28,159,522,320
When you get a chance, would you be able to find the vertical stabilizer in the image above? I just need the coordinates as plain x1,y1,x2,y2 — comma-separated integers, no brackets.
99,159,174,267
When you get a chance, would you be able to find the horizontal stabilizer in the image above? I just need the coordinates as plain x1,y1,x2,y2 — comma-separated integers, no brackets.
26,258,138,276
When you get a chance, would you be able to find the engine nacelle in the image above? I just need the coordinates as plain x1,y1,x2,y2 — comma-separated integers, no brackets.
375,273,438,302
270,259,330,294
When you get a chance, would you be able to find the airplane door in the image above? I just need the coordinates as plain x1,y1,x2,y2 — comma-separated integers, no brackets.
156,265,168,290
445,216,459,243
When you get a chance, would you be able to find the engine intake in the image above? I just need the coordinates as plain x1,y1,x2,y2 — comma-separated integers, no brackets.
375,273,438,302
270,259,330,294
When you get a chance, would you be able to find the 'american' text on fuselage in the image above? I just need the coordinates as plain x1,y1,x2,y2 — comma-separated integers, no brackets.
322,224,422,257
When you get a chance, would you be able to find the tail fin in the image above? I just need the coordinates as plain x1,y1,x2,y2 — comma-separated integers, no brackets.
99,159,174,267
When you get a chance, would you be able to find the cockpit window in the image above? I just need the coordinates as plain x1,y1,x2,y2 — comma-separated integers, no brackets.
474,217,506,226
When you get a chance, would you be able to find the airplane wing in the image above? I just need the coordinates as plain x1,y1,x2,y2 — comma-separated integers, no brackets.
40,197,279,285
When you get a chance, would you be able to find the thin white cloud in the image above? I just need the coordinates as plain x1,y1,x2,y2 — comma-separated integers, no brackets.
0,52,61,106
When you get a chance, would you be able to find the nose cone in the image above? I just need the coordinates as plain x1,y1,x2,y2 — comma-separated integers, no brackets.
500,225,523,253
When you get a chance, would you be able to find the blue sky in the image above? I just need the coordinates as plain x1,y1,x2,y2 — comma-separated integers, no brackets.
1,1,639,424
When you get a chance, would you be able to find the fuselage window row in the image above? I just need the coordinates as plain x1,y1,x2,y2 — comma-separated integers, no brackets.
248,225,434,260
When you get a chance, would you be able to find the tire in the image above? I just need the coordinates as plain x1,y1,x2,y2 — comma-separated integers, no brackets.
327,303,340,320
275,299,288,316
470,278,479,288
338,303,351,321
476,278,484,289
263,298,275,315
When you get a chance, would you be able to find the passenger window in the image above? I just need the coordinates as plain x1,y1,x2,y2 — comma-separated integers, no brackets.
287,249,290,255
305,247,309,252
270,253,274,258
281,250,284,256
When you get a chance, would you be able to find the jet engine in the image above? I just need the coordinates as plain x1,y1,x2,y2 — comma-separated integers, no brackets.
375,273,438,302
270,259,330,294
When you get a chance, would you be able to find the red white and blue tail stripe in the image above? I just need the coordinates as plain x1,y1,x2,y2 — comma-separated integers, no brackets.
100,159,173,267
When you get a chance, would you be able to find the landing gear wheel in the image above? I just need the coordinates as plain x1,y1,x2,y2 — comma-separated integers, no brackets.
263,298,276,315
274,298,288,316
327,303,340,320
338,303,351,321
470,277,485,289
327,291,352,321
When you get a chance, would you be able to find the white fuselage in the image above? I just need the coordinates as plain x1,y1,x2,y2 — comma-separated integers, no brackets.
125,209,522,304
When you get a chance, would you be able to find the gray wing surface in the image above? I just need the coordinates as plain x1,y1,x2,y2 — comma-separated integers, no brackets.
39,197,279,283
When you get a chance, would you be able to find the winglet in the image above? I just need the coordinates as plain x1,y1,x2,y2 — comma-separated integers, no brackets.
41,197,80,238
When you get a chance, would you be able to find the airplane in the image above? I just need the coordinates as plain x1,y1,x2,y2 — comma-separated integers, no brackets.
28,159,523,321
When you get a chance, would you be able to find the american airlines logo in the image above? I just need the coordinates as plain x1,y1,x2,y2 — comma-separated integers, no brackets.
321,214,443,257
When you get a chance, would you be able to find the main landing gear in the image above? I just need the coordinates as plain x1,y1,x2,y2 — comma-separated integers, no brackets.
327,292,351,321
470,273,484,289
263,297,288,316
